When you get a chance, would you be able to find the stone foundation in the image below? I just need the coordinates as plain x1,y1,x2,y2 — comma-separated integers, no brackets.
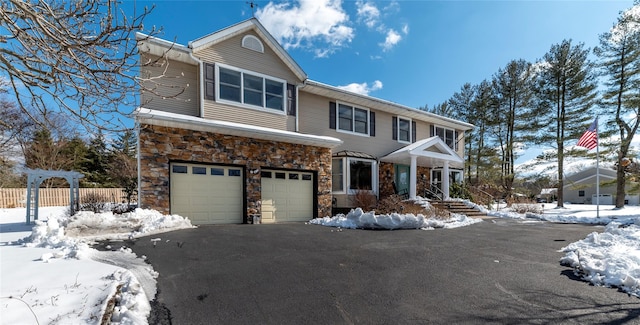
139,124,333,222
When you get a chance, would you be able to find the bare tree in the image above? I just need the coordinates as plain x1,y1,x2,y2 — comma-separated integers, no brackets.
0,0,162,131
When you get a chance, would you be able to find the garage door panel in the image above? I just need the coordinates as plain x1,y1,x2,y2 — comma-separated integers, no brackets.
171,163,244,225
261,170,313,223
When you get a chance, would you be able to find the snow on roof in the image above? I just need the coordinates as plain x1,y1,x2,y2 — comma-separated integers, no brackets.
135,108,343,149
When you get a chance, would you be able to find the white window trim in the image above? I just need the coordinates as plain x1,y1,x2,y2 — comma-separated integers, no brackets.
215,63,286,115
332,158,346,194
331,157,378,195
346,158,377,194
336,102,370,137
431,168,463,184
397,116,412,144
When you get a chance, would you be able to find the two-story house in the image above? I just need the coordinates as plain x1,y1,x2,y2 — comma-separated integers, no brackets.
135,18,473,225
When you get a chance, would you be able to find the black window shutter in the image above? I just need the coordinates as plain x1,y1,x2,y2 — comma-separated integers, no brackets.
430,125,434,137
392,116,398,140
412,121,417,143
287,84,296,116
204,63,215,100
369,111,375,136
329,102,336,129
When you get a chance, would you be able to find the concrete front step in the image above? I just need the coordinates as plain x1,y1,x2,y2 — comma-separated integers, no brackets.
431,200,488,218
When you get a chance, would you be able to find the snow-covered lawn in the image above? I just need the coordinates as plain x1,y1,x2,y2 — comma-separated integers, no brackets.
1,201,639,324
0,207,193,325
483,202,640,298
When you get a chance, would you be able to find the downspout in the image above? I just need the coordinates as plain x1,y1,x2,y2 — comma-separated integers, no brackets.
188,45,205,117
135,120,142,208
295,82,302,132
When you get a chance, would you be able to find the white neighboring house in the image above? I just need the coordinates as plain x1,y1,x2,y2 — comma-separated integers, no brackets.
563,167,639,205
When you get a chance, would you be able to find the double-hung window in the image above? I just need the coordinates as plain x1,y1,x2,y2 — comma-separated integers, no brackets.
431,125,459,151
398,118,411,143
216,64,285,112
338,103,369,135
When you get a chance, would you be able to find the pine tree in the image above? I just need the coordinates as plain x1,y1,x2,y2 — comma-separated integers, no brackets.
83,132,112,187
534,39,598,207
111,129,137,158
595,2,640,208
490,59,536,201
108,129,138,204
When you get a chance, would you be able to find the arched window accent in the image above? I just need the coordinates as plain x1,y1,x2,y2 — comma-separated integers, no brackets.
242,35,264,53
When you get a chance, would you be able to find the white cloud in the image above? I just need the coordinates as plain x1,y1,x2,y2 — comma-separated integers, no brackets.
336,80,383,96
256,0,354,57
402,23,409,35
609,4,640,44
356,0,380,29
380,29,402,52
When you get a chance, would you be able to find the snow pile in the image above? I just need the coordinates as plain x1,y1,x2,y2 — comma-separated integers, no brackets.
65,208,195,240
1,207,193,325
309,207,482,230
560,221,640,297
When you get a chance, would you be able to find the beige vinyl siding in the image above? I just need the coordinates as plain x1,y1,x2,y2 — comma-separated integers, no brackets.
195,32,300,82
140,54,199,116
195,32,300,131
299,92,454,158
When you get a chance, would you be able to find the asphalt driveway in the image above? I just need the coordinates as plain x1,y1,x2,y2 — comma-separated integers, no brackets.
120,219,640,324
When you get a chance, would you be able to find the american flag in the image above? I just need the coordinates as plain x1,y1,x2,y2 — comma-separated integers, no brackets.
577,118,598,150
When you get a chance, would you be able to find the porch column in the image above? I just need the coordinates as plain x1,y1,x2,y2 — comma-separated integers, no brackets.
410,155,417,199
443,161,450,200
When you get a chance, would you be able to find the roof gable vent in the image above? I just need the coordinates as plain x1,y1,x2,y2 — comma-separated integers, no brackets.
242,35,264,53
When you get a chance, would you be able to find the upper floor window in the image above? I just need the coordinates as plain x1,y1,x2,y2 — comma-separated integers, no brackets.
215,64,285,112
338,103,369,135
431,125,459,151
398,117,411,143
392,116,415,143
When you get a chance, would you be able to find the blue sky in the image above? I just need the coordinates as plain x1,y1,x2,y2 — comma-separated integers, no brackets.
125,0,634,110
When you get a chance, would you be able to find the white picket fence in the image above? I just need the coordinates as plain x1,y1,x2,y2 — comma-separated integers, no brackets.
0,188,132,208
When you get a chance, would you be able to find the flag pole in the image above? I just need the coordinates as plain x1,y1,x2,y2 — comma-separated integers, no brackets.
596,117,600,218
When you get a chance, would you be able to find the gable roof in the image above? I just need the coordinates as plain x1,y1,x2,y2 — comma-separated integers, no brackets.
380,136,464,166
564,167,617,184
188,18,307,81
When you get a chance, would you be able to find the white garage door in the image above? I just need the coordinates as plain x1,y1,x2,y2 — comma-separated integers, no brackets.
261,170,314,223
170,163,244,225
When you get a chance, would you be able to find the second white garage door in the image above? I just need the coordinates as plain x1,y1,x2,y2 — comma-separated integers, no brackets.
261,170,314,223
170,163,244,225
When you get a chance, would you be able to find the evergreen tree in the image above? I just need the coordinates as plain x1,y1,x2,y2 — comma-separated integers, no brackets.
111,129,137,158
490,59,536,201
83,131,112,187
108,129,138,203
535,39,598,207
595,2,640,208
449,83,476,183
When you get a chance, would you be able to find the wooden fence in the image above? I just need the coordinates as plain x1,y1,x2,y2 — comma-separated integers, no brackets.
0,188,133,208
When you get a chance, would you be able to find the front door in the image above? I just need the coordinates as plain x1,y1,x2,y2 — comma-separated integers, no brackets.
395,164,410,196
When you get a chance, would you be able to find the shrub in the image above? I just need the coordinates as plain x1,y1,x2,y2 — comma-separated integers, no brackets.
376,195,428,215
511,203,543,214
79,192,110,213
351,189,377,211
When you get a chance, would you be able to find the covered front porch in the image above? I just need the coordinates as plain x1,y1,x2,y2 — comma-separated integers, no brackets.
380,136,464,200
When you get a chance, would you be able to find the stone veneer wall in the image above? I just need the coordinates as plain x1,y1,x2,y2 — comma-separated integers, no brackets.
139,124,333,221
